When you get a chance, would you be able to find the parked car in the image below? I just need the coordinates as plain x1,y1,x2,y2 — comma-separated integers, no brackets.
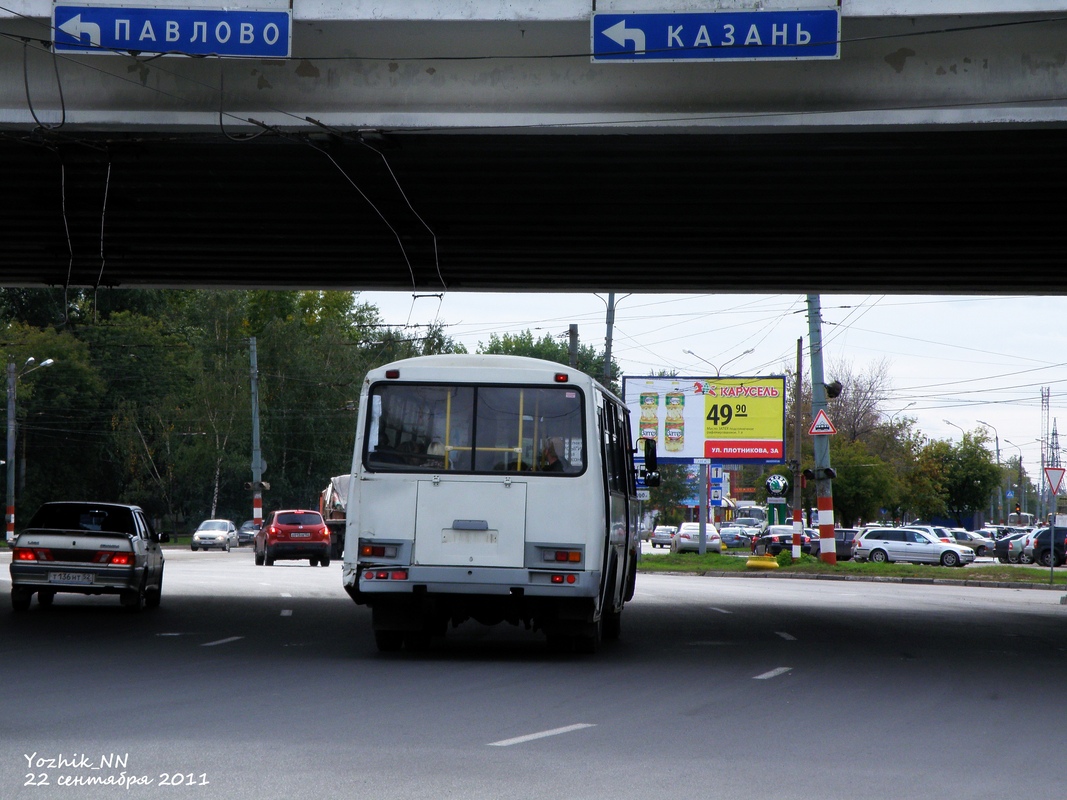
902,525,955,544
718,525,753,549
754,525,811,556
9,501,167,611
254,509,332,567
1022,527,1067,567
996,530,1029,563
191,519,238,551
237,519,259,547
808,528,858,561
671,522,721,554
948,529,995,557
650,525,678,549
852,527,974,567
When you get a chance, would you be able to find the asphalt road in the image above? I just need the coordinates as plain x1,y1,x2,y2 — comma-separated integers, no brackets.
2,547,1066,800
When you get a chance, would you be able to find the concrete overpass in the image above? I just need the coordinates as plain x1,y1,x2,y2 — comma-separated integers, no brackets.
2,1,1067,292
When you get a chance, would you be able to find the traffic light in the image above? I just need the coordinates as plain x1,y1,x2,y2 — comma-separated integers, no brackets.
1015,503,1021,514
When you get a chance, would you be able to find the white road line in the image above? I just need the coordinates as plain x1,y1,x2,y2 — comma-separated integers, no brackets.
201,636,244,647
754,667,793,680
776,631,797,641
280,592,293,598
280,609,293,617
708,606,732,614
488,723,596,747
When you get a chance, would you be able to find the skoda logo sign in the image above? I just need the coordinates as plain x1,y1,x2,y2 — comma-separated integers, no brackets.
765,474,789,497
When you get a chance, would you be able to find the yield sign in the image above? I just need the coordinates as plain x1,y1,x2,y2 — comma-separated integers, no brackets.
809,409,837,436
1044,467,1065,494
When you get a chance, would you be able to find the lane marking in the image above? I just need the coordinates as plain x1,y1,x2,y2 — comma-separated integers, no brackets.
201,636,244,647
280,609,293,617
754,667,793,680
488,723,596,747
708,606,732,614
280,592,293,598
776,631,797,641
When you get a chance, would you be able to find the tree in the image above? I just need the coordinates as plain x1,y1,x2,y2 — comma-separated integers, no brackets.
478,329,618,391
647,464,695,527
825,438,894,527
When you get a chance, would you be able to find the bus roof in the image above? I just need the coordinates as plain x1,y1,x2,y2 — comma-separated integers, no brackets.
367,354,618,399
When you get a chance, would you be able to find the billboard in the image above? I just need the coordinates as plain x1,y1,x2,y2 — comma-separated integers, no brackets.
623,375,786,464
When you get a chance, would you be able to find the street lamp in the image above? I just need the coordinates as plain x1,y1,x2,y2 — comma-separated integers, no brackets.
943,419,965,439
889,402,916,425
7,356,55,544
683,348,755,377
977,419,1002,523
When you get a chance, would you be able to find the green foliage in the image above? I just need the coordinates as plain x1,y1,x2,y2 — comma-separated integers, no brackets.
1,288,471,534
647,464,695,527
826,438,894,527
775,550,793,567
478,328,618,390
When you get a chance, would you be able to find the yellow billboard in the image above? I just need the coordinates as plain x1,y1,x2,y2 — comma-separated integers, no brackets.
623,375,786,463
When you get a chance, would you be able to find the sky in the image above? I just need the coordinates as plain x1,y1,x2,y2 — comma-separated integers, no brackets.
357,291,1067,480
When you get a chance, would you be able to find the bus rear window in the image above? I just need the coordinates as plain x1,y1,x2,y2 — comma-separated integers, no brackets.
364,383,584,475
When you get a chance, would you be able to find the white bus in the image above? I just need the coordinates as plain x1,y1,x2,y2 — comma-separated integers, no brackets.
342,354,658,653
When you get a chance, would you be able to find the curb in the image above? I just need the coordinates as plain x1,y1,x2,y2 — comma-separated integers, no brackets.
643,568,1067,592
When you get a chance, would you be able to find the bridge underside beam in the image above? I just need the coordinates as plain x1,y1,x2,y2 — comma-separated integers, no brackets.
1,128,1064,293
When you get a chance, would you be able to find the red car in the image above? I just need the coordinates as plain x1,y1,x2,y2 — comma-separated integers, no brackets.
254,509,331,567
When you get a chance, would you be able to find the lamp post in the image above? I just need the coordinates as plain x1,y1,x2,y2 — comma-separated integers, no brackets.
943,419,965,439
7,356,55,544
889,402,916,425
976,420,1002,523
1004,439,1025,517
682,348,755,377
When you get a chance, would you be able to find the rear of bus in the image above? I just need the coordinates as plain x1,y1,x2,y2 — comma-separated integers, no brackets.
341,354,638,653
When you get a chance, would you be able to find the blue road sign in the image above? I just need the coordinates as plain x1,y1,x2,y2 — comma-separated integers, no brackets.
591,9,839,62
53,5,292,58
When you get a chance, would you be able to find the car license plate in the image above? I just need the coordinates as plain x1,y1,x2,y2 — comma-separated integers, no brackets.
48,572,94,585
291,532,310,538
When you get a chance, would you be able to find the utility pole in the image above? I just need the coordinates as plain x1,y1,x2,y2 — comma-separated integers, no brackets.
791,338,803,560
603,292,615,386
568,324,578,369
250,337,264,529
806,295,837,565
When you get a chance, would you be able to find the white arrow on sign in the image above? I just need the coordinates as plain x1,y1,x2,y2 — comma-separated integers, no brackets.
602,20,646,53
59,14,102,47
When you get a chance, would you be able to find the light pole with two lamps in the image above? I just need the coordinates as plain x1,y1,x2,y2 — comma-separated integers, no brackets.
7,356,55,544
682,348,755,377
977,419,1002,523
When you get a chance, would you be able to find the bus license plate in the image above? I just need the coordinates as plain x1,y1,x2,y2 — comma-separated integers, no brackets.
49,572,94,585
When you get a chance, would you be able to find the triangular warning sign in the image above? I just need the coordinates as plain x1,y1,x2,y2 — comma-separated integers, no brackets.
809,409,837,436
1045,467,1065,494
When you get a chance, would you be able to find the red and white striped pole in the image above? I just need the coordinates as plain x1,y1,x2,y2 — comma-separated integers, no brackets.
806,295,837,565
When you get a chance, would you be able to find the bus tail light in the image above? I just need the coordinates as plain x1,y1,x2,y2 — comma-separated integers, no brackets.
360,543,398,558
363,569,408,581
546,550,581,563
550,574,577,584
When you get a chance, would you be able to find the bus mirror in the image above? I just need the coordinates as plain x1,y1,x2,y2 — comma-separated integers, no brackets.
641,438,660,488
